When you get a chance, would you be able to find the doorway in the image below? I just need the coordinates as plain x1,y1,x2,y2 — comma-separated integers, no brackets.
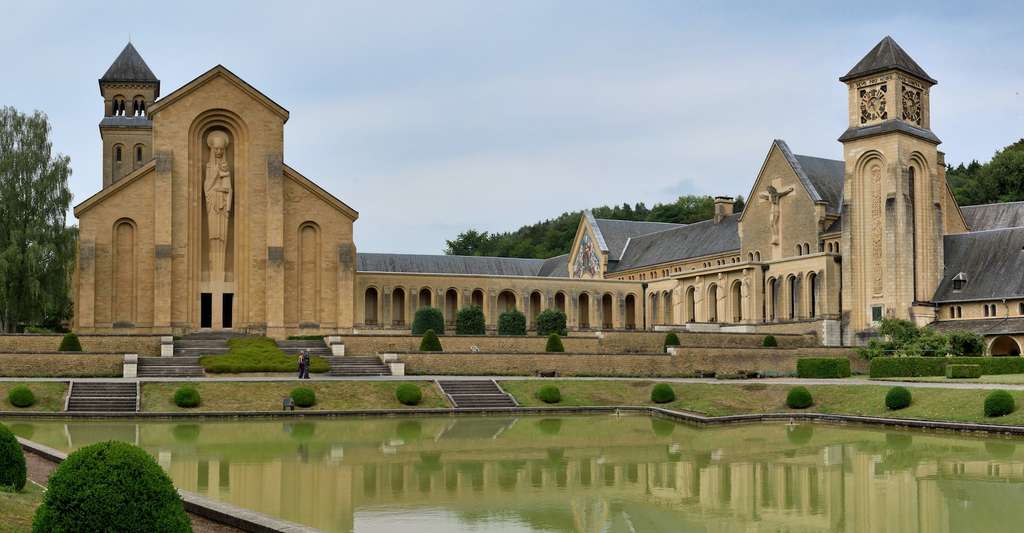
222,293,234,329
200,293,212,328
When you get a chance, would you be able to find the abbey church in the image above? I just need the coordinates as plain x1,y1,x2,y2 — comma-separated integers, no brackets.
73,38,1024,353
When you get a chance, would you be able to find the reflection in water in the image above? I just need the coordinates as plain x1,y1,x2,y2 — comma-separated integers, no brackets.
5,415,1024,533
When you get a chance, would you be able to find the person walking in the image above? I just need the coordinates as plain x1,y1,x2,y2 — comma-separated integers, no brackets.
297,351,305,379
301,349,311,379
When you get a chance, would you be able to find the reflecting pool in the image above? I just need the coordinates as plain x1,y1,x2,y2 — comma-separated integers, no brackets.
5,415,1024,532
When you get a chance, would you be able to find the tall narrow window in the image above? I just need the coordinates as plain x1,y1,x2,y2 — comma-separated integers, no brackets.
135,145,143,163
909,167,918,301
115,146,122,162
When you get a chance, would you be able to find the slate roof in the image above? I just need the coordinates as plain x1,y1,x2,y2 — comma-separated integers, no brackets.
961,201,1024,231
840,36,936,84
930,317,1024,336
609,214,741,272
933,226,1024,302
838,120,941,145
794,153,845,215
99,116,152,129
100,43,160,94
357,253,567,277
592,217,686,259
537,254,569,277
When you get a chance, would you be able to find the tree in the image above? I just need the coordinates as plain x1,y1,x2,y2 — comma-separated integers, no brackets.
0,108,74,332
948,139,1024,206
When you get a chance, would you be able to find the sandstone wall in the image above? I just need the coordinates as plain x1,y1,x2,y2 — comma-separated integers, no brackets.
0,335,161,356
0,354,123,377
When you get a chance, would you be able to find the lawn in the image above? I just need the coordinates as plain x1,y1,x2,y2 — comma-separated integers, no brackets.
141,381,449,412
199,337,330,374
0,355,120,378
0,483,44,532
877,374,1024,385
0,382,67,411
501,379,1024,426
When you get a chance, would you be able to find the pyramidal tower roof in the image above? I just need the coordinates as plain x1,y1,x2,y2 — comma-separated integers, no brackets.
840,36,936,84
100,42,159,85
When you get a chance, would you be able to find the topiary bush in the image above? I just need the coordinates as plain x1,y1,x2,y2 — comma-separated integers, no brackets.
796,358,852,378
545,333,564,353
537,385,561,404
0,424,26,492
650,383,676,404
762,335,778,347
32,441,190,532
786,386,813,409
535,309,567,336
455,306,485,335
290,387,316,407
58,332,82,352
412,307,445,335
885,386,912,410
985,390,1016,418
498,310,527,335
172,386,200,408
419,329,443,351
946,364,982,379
7,386,35,408
663,332,680,349
869,356,1024,378
396,383,422,406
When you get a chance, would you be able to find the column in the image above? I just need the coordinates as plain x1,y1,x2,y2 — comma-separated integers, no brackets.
153,152,173,332
265,154,285,337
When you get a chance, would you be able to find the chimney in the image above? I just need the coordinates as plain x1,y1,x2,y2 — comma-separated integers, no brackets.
714,196,734,223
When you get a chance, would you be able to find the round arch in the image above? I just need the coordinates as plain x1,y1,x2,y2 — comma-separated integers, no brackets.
363,286,379,325
730,280,743,323
989,336,1021,356
706,284,718,323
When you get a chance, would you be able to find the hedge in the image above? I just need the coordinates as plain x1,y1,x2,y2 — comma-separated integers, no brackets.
545,333,565,353
535,309,567,336
412,307,445,335
0,424,26,492
946,364,982,379
396,383,422,406
796,358,851,379
786,386,813,409
498,310,527,335
455,306,485,335
32,441,191,532
199,337,330,374
419,329,442,352
985,390,1015,417
58,332,82,352
173,387,200,408
870,357,1024,378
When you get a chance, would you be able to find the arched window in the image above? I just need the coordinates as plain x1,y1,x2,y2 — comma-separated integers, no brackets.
114,145,123,162
796,244,802,256
949,307,955,319
364,287,379,325
685,286,696,323
730,281,742,323
579,293,591,329
554,292,566,313
624,294,637,329
707,284,718,323
418,287,432,308
984,305,990,317
1019,302,1024,315
808,272,818,318
804,243,810,255
112,95,126,116
662,290,673,325
755,251,761,261
767,278,778,321
788,275,800,320
392,288,406,326
956,306,963,318
530,291,543,328
445,288,459,325
497,290,516,313
132,96,146,116
135,145,143,163
649,293,659,326
602,293,614,329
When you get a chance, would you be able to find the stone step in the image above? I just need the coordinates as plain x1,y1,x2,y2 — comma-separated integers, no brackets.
137,367,205,377
438,380,516,408
139,357,200,365
67,381,138,412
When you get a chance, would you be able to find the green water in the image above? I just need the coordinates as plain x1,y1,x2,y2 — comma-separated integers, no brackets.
5,415,1024,532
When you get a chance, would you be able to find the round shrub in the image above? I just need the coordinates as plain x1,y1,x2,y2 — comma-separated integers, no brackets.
762,335,778,347
664,332,680,348
537,385,561,404
885,386,912,410
536,309,567,336
786,386,813,409
32,441,190,532
455,306,485,335
411,307,445,335
419,329,443,352
0,424,26,492
545,333,565,353
172,386,200,408
58,332,82,352
985,390,1015,417
8,386,35,408
498,310,527,335
396,383,423,406
290,387,316,407
650,383,676,404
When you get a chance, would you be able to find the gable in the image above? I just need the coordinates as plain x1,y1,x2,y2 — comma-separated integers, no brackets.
283,165,359,221
567,212,606,279
147,65,289,122
74,161,156,217
739,140,840,223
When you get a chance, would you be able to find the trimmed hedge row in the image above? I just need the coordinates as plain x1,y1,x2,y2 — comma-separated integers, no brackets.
796,358,851,379
946,364,982,379
870,356,1024,378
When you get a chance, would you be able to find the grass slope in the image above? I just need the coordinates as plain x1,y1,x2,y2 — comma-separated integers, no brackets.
199,337,329,374
0,382,67,411
141,381,448,412
501,380,1024,425
0,483,43,532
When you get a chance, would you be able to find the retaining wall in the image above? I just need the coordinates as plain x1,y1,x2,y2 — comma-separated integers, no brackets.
0,335,162,356
0,353,123,377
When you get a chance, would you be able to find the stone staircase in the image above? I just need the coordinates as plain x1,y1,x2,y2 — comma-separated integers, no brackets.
277,338,331,356
438,380,517,408
66,381,138,412
137,356,205,378
328,356,391,376
173,331,239,356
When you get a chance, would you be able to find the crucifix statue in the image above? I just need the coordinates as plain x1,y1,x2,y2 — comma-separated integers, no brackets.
759,184,794,245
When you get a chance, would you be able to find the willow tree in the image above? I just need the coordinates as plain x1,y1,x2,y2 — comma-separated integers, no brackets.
0,107,74,332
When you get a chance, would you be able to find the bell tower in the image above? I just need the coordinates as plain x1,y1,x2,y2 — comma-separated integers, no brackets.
99,42,159,188
838,36,944,343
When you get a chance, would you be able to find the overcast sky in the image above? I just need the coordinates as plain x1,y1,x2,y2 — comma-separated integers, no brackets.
2,1,1022,254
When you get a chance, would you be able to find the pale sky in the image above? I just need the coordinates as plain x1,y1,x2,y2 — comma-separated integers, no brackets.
2,1,1022,254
